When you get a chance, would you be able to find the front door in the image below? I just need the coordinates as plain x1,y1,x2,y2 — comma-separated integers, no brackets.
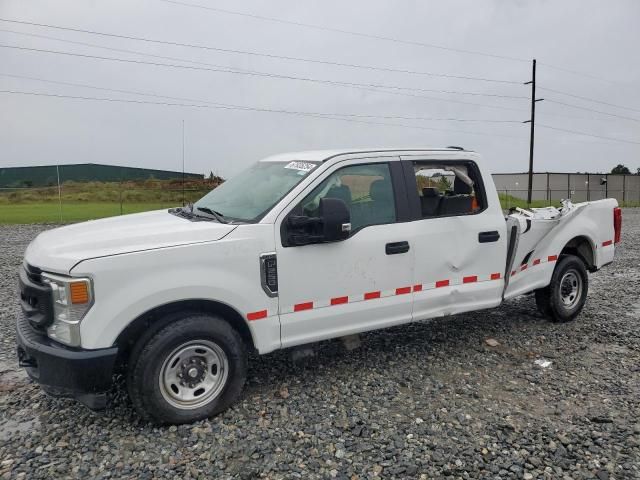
275,157,415,348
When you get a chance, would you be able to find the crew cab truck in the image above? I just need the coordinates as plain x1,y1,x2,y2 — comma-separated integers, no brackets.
17,148,622,424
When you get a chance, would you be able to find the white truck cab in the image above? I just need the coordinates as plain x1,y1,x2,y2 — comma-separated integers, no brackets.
16,148,621,424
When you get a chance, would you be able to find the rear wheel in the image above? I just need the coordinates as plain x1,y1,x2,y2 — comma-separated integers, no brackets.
127,313,247,424
535,255,588,322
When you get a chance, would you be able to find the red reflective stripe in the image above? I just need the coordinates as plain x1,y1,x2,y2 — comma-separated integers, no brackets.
413,284,423,292
521,264,528,271
435,280,449,288
548,255,558,262
294,302,313,312
247,310,267,321
463,275,478,284
602,240,613,247
364,291,381,300
511,271,517,277
533,259,541,265
330,296,349,305
490,272,501,280
395,286,411,295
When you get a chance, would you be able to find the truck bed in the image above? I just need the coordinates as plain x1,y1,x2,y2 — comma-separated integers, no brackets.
503,199,618,300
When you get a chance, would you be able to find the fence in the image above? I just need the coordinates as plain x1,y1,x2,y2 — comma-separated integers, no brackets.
492,173,640,207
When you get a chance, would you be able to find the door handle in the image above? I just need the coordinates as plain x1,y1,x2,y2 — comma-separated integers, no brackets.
478,231,500,243
386,241,410,255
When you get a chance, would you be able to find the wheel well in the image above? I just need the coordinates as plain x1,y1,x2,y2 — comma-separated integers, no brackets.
114,299,256,367
560,236,596,272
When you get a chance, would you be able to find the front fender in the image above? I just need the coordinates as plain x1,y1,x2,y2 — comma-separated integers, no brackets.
71,225,280,353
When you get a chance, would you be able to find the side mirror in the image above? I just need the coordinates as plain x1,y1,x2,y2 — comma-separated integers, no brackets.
287,197,351,246
319,197,351,242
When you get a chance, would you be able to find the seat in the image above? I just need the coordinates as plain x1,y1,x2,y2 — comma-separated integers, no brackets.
453,177,472,195
421,187,441,217
439,177,472,215
304,185,351,217
325,185,352,208
367,179,395,225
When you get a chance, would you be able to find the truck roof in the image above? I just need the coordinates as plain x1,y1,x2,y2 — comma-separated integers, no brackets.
260,147,474,163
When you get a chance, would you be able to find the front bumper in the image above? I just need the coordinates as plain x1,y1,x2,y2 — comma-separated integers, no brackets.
16,311,118,410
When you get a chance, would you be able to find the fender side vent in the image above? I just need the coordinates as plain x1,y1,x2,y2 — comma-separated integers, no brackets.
260,253,278,297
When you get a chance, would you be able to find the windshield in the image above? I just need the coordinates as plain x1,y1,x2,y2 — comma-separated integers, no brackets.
194,160,319,222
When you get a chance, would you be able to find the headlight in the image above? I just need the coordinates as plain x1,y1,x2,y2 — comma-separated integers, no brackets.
41,273,94,347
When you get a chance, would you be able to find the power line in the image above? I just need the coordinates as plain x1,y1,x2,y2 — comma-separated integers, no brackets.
0,72,522,124
166,0,640,92
537,123,640,145
0,18,524,85
537,61,634,89
0,43,526,112
545,98,640,123
158,0,529,64
158,1,632,89
8,30,631,126
0,29,528,100
0,89,527,139
538,86,640,114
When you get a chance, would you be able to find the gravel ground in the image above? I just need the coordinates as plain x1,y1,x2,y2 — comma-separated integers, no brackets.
1,211,639,479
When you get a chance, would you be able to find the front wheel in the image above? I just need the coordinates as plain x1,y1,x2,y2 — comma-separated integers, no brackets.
535,255,588,322
127,313,247,424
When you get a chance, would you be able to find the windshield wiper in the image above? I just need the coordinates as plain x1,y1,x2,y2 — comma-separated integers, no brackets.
196,206,230,224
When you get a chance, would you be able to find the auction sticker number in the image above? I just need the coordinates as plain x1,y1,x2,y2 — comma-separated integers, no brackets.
285,161,317,173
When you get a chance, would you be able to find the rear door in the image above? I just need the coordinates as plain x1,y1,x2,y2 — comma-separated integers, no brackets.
402,156,507,319
275,156,416,348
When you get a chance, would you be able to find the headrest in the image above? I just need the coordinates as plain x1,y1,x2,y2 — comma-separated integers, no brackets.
422,187,439,198
370,179,391,202
454,176,472,195
326,185,352,205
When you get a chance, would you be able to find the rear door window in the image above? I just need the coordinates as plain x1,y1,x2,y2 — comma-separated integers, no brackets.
412,162,485,218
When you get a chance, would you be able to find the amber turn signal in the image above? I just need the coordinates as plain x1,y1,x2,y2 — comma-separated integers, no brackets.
69,281,90,304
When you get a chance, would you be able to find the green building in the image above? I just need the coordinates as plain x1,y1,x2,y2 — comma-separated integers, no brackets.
0,163,203,187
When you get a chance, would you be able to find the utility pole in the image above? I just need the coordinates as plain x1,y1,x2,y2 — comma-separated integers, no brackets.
523,59,544,206
182,119,185,206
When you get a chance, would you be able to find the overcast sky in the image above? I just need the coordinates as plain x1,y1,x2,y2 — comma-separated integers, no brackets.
1,0,639,177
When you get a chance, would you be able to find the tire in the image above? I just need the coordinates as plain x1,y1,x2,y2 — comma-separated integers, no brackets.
534,255,588,323
127,313,247,424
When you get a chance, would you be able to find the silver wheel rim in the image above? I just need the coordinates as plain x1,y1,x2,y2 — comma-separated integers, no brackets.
159,340,229,410
560,270,582,309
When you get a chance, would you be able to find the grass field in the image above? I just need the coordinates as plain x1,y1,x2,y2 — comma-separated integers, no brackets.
0,179,215,224
0,202,173,224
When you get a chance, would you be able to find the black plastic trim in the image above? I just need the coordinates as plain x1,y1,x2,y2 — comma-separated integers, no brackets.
479,231,500,243
401,160,422,220
386,241,410,255
15,311,118,410
18,266,53,329
389,161,411,223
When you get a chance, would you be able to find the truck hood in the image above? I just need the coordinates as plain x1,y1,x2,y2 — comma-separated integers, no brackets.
25,209,238,274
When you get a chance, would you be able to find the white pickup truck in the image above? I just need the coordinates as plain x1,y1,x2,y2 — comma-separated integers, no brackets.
17,148,621,424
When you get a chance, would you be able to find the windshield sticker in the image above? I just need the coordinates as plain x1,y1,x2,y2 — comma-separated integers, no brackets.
285,161,317,173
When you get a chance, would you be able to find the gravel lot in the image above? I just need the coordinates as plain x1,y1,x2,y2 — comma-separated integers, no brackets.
1,211,639,479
